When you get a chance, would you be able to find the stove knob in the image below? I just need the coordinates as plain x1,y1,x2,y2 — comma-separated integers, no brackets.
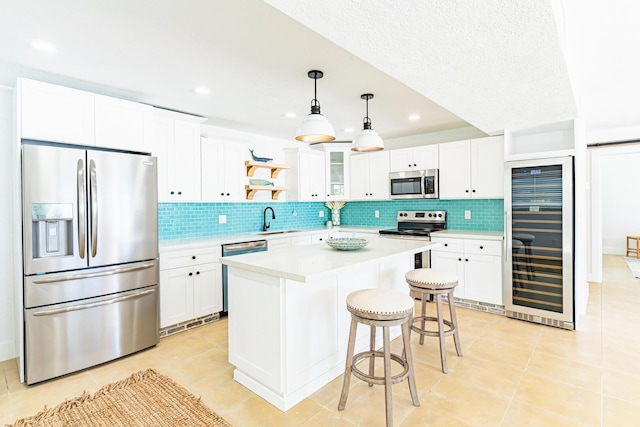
438,213,443,217
428,213,433,217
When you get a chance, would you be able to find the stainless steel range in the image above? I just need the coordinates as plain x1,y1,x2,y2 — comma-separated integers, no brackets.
379,210,446,268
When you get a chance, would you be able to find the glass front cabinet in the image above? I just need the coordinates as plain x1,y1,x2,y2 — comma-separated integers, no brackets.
323,146,350,201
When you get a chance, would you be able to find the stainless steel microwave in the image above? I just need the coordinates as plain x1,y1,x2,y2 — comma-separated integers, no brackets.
389,169,439,199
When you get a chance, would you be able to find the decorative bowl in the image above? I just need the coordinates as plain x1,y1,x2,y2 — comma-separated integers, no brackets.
326,238,368,251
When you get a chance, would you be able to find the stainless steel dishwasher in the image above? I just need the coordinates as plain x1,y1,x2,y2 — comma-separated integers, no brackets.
221,240,268,314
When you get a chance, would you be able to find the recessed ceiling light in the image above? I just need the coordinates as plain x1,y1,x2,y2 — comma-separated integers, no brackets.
408,114,420,121
284,112,296,119
194,86,210,95
343,127,355,133
29,39,57,53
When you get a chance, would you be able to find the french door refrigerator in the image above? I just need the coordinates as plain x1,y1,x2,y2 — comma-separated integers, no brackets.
504,156,574,330
21,143,159,384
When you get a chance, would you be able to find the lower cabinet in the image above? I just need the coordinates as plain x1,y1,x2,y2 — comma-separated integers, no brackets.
159,247,222,328
430,237,503,305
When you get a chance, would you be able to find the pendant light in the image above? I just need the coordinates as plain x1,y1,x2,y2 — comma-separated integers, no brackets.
351,93,384,152
296,70,336,143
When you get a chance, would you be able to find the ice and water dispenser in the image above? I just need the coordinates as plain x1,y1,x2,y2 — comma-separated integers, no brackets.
31,203,74,259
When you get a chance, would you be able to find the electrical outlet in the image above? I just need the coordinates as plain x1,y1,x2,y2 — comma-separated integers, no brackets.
218,214,227,224
375,210,380,218
464,210,471,220
319,210,324,218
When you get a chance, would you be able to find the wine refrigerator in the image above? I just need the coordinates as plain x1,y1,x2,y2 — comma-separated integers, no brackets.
504,156,574,329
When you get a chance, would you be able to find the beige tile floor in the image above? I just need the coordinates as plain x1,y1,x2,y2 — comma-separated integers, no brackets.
2,254,640,426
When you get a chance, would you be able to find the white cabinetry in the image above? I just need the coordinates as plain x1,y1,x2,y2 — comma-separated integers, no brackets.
159,247,222,328
325,148,350,200
94,95,153,153
389,145,438,172
430,236,503,305
153,109,205,202
19,78,95,145
285,149,326,201
349,151,390,200
438,136,504,199
201,137,246,202
19,78,153,153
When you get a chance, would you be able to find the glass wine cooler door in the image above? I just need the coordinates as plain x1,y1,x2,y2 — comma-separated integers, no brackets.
506,157,574,329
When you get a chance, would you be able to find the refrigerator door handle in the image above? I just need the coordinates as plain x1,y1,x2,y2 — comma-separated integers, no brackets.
89,159,98,258
77,159,86,259
31,288,156,316
31,262,157,284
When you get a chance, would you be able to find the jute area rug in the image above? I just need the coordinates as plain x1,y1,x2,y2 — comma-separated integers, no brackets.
624,256,640,278
8,369,232,427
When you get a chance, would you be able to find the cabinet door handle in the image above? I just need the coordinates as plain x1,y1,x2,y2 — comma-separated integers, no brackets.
170,191,175,195
472,189,476,193
220,192,224,196
480,246,484,249
196,271,200,275
188,272,193,276
458,258,462,261
444,243,448,247
465,189,469,193
192,256,196,260
465,258,469,262
178,191,182,195
226,193,230,196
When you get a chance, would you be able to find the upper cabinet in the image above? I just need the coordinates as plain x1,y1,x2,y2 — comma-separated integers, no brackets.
438,136,504,199
19,78,153,153
19,78,95,146
389,144,439,172
285,148,326,202
325,147,350,201
94,95,153,153
153,109,206,202
201,137,247,202
350,151,390,200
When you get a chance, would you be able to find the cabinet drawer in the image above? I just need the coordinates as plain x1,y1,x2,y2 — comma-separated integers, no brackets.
160,247,221,270
430,237,463,253
464,240,502,256
268,238,291,250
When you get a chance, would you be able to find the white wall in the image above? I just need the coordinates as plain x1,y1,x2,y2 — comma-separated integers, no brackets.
599,145,640,254
0,86,15,362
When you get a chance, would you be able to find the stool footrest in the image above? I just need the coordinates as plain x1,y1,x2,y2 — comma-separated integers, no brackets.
352,350,410,386
411,316,456,337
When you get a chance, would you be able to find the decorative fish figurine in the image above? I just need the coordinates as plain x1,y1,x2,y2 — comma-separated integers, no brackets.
249,149,272,163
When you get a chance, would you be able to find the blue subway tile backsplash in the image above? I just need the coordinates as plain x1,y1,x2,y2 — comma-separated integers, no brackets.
158,199,504,240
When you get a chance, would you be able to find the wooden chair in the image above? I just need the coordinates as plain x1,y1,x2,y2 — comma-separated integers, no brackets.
627,236,640,258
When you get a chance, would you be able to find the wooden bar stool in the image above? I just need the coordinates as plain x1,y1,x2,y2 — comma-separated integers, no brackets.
627,236,640,258
405,268,462,374
338,288,420,427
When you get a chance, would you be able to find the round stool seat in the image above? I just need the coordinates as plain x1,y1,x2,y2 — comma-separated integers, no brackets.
405,268,458,290
346,288,414,320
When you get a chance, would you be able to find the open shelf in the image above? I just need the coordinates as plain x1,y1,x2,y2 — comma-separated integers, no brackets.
245,185,290,200
245,160,290,179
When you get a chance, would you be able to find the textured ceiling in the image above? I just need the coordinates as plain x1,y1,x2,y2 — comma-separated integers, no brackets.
264,0,578,135
1,0,634,143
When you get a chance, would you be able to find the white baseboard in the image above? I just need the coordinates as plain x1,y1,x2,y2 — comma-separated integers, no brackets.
0,339,16,363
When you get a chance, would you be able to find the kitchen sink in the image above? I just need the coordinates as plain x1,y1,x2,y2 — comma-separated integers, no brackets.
256,229,301,235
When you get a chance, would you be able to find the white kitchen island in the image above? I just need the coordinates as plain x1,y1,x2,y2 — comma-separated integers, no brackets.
220,236,438,411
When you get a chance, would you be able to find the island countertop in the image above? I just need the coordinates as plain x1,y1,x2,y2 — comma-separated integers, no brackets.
220,236,438,283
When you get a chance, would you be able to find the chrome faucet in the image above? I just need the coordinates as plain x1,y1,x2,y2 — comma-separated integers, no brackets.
263,207,275,232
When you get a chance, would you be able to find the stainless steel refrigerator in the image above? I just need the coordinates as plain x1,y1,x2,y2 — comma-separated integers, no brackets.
21,143,159,384
504,156,574,330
